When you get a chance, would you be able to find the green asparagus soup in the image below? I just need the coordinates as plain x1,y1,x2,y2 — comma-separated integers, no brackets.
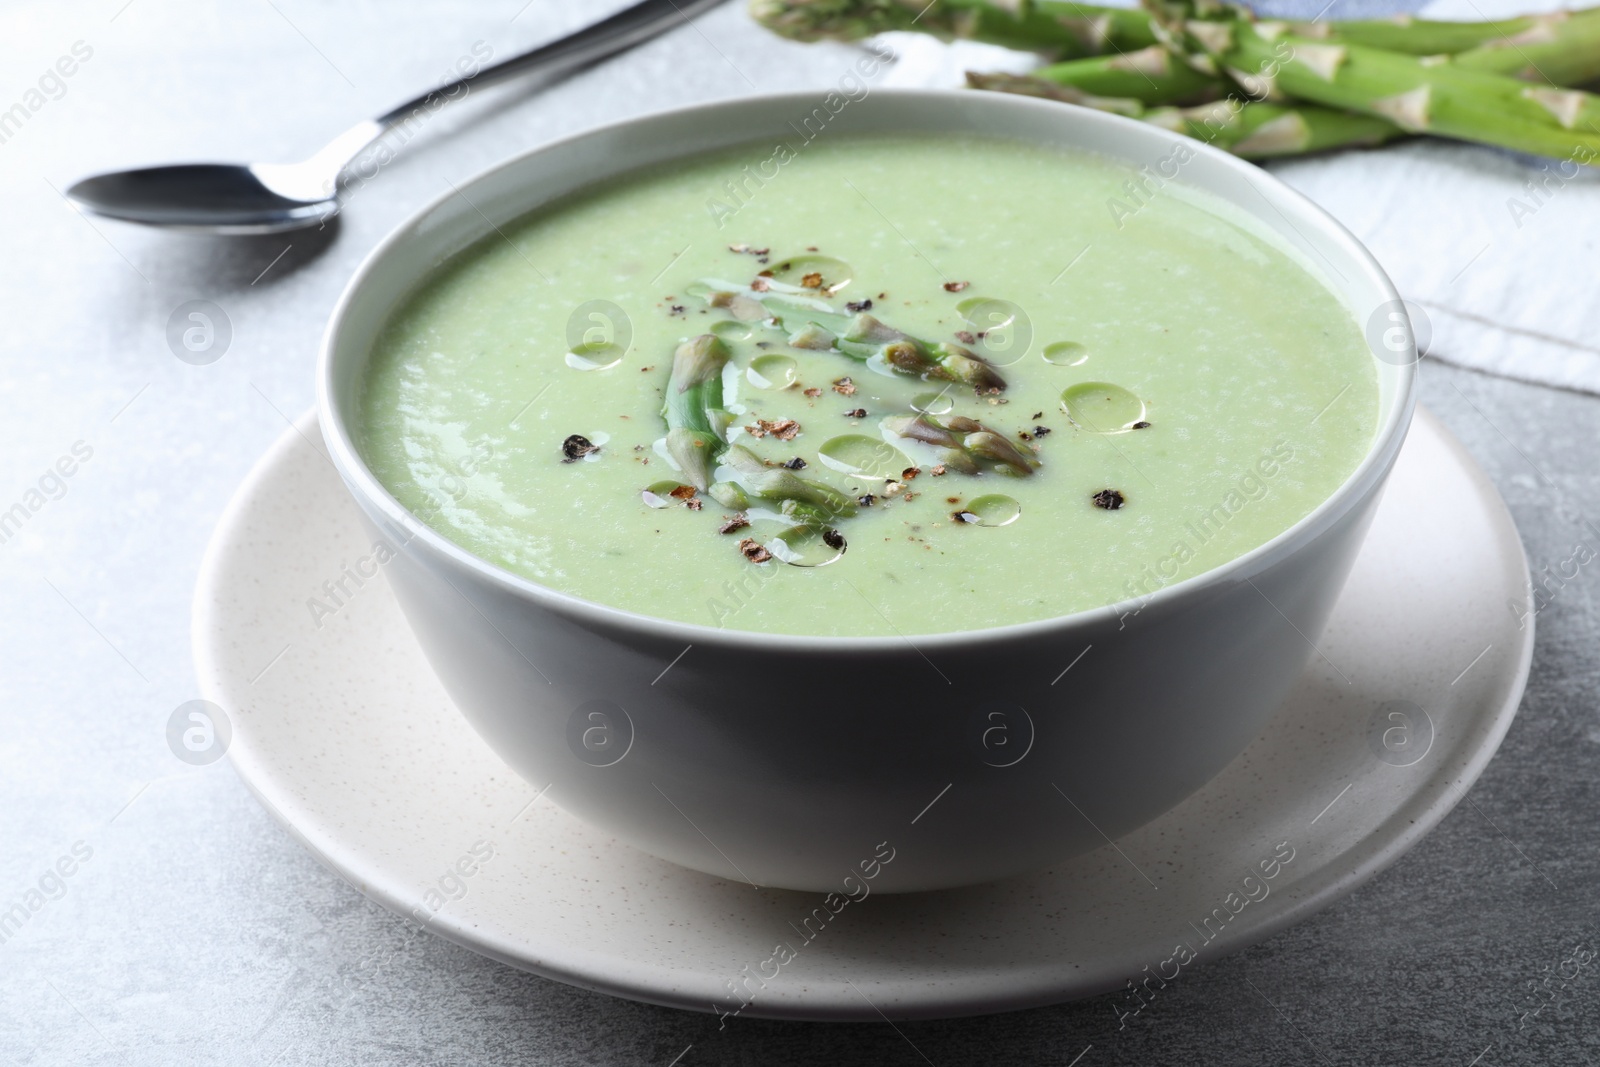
358,134,1378,637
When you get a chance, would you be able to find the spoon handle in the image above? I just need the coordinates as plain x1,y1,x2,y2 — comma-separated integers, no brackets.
376,0,728,128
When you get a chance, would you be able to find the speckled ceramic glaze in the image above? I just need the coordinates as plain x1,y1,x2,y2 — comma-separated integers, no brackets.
194,407,1529,1019
317,92,1417,892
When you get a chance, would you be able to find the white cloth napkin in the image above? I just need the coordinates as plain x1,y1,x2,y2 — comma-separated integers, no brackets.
878,0,1600,395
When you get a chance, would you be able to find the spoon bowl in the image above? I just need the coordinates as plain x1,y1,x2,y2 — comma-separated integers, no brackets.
67,164,336,234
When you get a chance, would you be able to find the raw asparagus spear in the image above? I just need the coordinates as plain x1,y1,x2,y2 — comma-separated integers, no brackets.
1251,9,1600,83
1005,16,1600,111
964,70,1146,113
881,414,1039,476
1154,3,1600,162
1287,8,1600,59
1025,7,1600,89
1025,45,1227,106
751,0,1600,79
748,0,1158,55
1449,7,1600,85
967,72,1403,157
1139,97,1402,157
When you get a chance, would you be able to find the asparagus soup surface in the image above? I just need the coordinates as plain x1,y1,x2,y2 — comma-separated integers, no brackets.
358,135,1379,637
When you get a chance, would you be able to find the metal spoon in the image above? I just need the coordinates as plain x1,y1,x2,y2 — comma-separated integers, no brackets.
67,0,726,234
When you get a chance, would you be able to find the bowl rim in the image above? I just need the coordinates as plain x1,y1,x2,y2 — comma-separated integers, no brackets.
318,87,1418,653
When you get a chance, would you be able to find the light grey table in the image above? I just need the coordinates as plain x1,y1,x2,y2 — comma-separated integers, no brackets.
1,1,1595,1063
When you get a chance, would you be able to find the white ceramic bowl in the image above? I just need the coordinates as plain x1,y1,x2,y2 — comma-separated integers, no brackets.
318,90,1416,893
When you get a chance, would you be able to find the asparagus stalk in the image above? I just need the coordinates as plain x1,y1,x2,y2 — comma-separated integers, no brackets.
966,72,1402,157
1449,7,1600,85
748,0,1158,55
1155,3,1600,162
966,4,1600,162
881,414,1039,476
1035,7,1600,89
752,0,1600,86
964,70,1146,113
1288,8,1600,60
1008,19,1600,112
1025,44,1227,106
1261,9,1600,85
1142,97,1402,157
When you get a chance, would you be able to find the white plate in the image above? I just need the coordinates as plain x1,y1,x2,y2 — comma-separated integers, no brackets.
193,407,1532,1021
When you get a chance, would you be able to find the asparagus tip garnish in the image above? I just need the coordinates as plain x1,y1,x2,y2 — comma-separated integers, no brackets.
788,322,837,350
851,311,1005,393
882,413,1038,477
671,333,730,391
662,334,731,489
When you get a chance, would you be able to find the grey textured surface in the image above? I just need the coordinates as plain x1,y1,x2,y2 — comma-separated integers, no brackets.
0,0,1595,1064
